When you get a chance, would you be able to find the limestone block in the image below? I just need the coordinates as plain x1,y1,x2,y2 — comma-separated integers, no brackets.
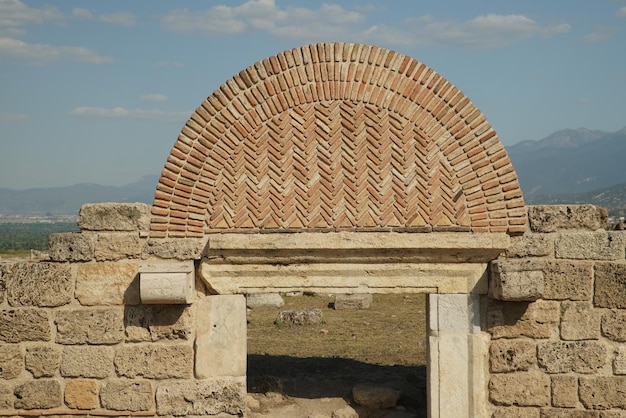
560,301,601,340
65,379,98,410
332,406,359,418
0,345,23,379
541,410,599,417
77,202,151,232
155,378,246,416
276,308,323,325
600,412,626,418
543,260,593,301
144,237,207,260
334,294,373,310
0,383,12,409
551,375,578,408
76,261,139,306
246,293,284,308
603,310,626,342
538,341,606,373
429,293,481,332
487,300,559,339
0,266,5,305
114,344,193,379
492,406,540,418
352,384,400,409
139,261,195,304
489,339,536,373
99,380,153,412
25,345,61,378
528,205,608,232
94,232,142,261
4,262,72,307
506,233,554,258
490,259,544,301
60,346,113,378
14,380,62,410
48,232,96,262
195,295,247,378
55,308,124,345
124,305,192,342
579,376,626,409
555,231,625,260
594,262,626,308
613,346,626,375
0,308,50,343
489,372,550,407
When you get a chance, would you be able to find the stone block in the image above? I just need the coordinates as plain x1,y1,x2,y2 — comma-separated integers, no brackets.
594,262,626,308
0,382,12,409
490,259,544,301
489,372,550,407
560,302,601,340
195,295,246,378
276,308,323,325
601,411,626,418
77,202,151,232
555,231,625,260
99,380,153,412
613,346,626,375
114,344,193,379
538,341,606,373
25,345,61,378
487,300,559,339
0,345,23,379
492,406,540,418
0,266,5,305
144,237,207,260
352,384,400,409
551,375,578,408
124,304,192,342
543,260,593,301
61,346,113,378
579,376,626,409
139,260,195,304
334,293,373,309
76,261,140,306
603,310,626,342
65,379,98,410
489,339,536,373
4,262,72,307
541,410,599,418
14,380,62,410
528,205,608,232
48,232,96,262
0,308,50,343
429,293,481,332
94,232,143,261
246,293,284,308
506,233,554,258
55,308,124,345
155,378,246,416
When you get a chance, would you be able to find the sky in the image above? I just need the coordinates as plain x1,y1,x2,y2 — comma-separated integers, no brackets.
1,0,625,190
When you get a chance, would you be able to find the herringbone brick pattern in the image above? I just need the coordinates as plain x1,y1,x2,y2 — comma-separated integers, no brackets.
150,43,526,237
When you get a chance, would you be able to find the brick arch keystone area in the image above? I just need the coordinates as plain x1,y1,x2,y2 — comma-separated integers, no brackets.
150,42,526,237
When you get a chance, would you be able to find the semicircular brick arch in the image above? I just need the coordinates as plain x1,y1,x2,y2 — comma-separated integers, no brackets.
150,42,526,237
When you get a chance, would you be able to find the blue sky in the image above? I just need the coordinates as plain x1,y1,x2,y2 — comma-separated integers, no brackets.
1,0,625,190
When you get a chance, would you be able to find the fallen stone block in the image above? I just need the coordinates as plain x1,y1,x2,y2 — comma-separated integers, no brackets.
352,384,400,409
246,293,284,309
334,293,373,310
275,308,322,325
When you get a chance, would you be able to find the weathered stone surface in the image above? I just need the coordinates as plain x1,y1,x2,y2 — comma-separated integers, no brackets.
332,406,359,418
94,232,143,261
99,380,153,412
489,372,550,406
25,345,61,378
555,231,625,260
114,344,193,379
76,261,139,306
55,308,124,345
601,411,626,417
560,302,601,340
602,310,626,341
541,410,599,417
538,341,606,373
594,262,626,308
155,378,246,416
124,304,192,342
65,379,98,410
334,293,373,309
0,345,23,379
0,308,50,343
352,384,400,409
144,237,207,260
14,380,62,410
543,260,593,301
0,382,12,409
487,300,559,339
0,266,5,305
492,406,540,418
276,308,323,325
489,339,536,372
48,232,96,262
78,202,151,232
612,346,626,375
528,205,608,233
490,259,544,301
579,376,626,410
551,375,578,408
506,233,554,258
246,293,284,308
61,346,113,378
4,262,72,307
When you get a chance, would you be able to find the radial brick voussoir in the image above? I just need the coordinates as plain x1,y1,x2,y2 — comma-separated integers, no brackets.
151,42,526,236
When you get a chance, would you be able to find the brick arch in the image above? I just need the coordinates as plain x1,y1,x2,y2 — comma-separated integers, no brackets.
150,42,526,237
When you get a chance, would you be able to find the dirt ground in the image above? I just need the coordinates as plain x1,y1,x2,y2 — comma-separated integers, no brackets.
246,293,428,417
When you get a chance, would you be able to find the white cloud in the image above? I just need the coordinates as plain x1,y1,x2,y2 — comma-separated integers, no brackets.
0,111,27,122
579,25,618,44
70,106,189,123
0,37,111,64
0,0,62,27
617,6,626,18
140,94,168,103
98,11,137,27
72,8,93,20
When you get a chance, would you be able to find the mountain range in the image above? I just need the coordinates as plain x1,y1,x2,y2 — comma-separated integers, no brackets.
1,127,625,217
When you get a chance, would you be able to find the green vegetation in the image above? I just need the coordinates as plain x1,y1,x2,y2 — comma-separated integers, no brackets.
0,222,79,252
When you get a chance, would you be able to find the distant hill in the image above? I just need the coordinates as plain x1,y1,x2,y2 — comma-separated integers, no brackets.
526,183,626,218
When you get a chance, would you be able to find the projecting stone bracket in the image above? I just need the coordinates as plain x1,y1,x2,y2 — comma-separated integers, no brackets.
139,261,195,304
